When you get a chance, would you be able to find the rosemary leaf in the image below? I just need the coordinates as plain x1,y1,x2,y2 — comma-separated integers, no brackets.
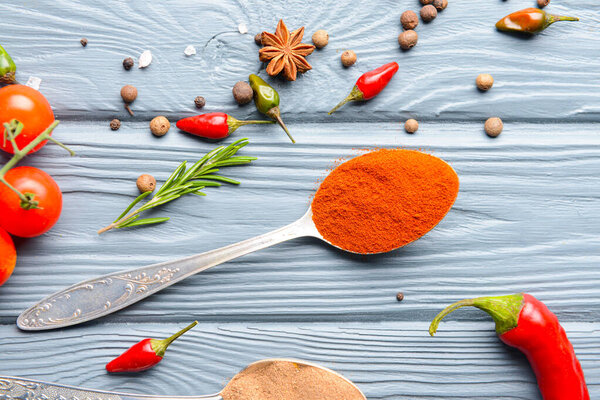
122,217,170,228
114,191,151,222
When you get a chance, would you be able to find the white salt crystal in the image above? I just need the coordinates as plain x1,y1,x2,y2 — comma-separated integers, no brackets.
184,45,196,56
25,76,42,90
138,50,152,68
238,23,248,34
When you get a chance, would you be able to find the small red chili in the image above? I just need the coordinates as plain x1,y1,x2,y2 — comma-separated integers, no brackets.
430,293,589,400
106,321,197,373
176,112,274,140
496,8,578,34
328,61,399,115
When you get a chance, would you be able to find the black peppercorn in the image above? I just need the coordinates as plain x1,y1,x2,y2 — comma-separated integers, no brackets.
122,57,134,70
80,38,88,47
110,119,121,131
194,96,206,109
396,292,404,302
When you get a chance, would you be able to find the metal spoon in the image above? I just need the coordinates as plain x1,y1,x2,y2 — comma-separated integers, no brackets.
0,358,366,400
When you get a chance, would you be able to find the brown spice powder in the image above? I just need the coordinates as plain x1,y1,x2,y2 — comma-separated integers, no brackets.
221,360,364,400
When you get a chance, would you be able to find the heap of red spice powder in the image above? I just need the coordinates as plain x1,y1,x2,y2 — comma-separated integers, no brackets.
311,149,459,254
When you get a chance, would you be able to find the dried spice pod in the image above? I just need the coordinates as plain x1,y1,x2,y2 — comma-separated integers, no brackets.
496,8,578,34
259,20,315,81
0,45,17,84
249,74,295,143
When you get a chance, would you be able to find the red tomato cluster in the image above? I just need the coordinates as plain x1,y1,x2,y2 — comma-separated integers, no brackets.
0,85,63,287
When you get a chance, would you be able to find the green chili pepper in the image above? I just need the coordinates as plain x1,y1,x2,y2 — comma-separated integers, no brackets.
249,74,295,143
0,45,17,84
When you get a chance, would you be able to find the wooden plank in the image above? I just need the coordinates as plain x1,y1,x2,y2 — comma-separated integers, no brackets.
1,121,598,325
0,322,598,399
0,0,598,121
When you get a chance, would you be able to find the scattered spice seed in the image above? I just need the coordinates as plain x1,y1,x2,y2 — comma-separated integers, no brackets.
150,116,170,137
476,73,494,91
404,119,419,133
398,30,418,50
341,50,357,67
312,29,329,49
120,85,138,116
400,10,419,30
80,38,88,47
433,0,448,10
138,50,152,68
110,119,121,131
238,23,248,34
232,81,253,105
421,5,438,22
25,76,41,90
537,0,550,7
194,96,206,109
122,57,134,70
396,292,405,302
254,33,263,45
484,117,503,137
136,174,156,193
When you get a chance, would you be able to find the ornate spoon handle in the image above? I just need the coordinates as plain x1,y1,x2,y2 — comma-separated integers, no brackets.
18,209,318,331
0,376,221,400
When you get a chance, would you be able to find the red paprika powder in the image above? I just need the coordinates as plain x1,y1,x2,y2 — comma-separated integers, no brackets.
311,149,459,254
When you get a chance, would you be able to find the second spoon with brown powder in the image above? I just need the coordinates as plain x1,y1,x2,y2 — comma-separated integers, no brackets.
0,359,366,400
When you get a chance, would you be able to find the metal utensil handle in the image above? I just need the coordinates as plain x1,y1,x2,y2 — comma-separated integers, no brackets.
0,376,221,400
18,210,316,331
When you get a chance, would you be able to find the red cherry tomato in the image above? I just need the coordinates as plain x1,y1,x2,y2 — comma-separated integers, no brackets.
0,166,62,237
0,85,55,155
0,227,16,287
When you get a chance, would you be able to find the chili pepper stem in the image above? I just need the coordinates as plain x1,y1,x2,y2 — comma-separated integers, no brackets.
266,106,295,143
150,320,198,357
0,119,72,209
228,117,275,134
429,294,524,336
328,86,364,115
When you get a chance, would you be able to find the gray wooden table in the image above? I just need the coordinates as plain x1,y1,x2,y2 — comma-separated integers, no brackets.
1,0,598,398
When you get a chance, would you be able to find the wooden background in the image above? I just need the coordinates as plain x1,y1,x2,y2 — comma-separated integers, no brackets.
1,0,599,398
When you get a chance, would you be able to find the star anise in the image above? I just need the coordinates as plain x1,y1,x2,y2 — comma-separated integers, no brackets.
259,20,315,81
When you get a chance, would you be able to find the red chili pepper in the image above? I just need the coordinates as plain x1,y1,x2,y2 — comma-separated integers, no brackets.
496,8,578,34
430,294,589,400
176,112,274,140
106,321,197,373
328,61,399,115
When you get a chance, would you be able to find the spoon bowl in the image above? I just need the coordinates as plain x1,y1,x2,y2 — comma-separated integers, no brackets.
0,359,366,400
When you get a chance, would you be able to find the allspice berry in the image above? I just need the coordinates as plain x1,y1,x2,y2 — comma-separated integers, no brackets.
150,116,170,137
400,10,419,30
121,85,137,116
110,119,121,131
254,33,263,45
312,30,329,49
232,81,253,105
136,174,156,193
341,50,357,67
421,5,438,22
398,30,418,50
420,0,433,4
537,0,550,7
194,96,206,109
123,57,134,70
476,73,494,91
433,0,448,10
396,292,405,302
404,119,419,134
484,117,503,138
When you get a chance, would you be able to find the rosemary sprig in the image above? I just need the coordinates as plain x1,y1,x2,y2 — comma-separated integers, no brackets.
98,138,256,234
